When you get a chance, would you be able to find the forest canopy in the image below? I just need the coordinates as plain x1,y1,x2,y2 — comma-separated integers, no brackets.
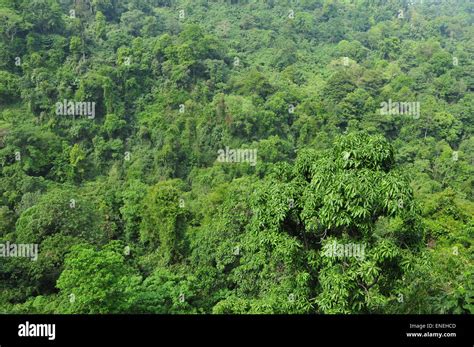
0,0,472,314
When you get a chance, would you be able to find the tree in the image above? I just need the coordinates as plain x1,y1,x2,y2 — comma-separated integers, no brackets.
0,7,26,42
192,133,425,313
120,179,148,243
15,188,104,244
131,267,197,314
0,70,19,100
140,179,188,265
0,123,62,177
56,241,140,313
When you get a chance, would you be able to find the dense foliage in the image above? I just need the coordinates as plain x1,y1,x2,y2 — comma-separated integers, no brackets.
0,0,472,314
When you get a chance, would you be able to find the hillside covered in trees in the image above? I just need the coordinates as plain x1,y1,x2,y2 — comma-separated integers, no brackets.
0,0,472,314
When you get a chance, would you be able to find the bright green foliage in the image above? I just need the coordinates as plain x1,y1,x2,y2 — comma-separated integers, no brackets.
131,268,198,314
0,0,472,314
56,241,141,314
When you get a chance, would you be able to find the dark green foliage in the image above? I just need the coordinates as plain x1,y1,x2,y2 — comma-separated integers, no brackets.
0,0,472,314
